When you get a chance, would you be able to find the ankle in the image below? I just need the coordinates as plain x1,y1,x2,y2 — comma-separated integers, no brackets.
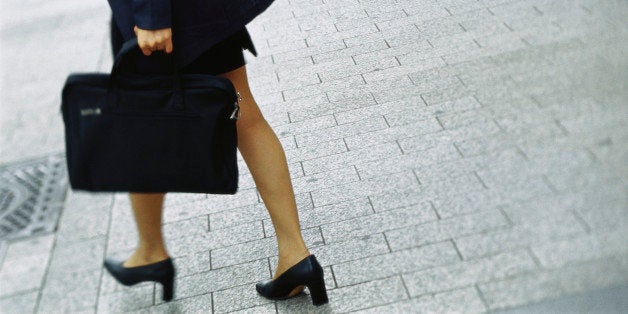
125,247,169,267
277,247,311,267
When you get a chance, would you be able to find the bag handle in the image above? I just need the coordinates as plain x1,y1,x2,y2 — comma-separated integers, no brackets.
108,37,184,110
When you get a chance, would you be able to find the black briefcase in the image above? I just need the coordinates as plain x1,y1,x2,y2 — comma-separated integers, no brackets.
60,38,240,194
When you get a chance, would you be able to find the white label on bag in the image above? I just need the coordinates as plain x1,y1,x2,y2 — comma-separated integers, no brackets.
80,108,102,116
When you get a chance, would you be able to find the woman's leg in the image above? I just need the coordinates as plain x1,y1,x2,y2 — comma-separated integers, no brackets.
123,192,169,267
119,63,309,296
110,15,171,268
217,65,311,291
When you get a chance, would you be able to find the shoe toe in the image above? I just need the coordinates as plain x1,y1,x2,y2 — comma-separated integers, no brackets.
104,258,122,270
103,258,115,270
255,279,271,295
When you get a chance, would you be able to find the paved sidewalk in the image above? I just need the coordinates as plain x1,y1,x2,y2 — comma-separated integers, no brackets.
1,0,627,313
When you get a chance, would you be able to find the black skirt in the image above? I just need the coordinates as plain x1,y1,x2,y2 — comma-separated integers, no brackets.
110,17,257,75
181,27,258,75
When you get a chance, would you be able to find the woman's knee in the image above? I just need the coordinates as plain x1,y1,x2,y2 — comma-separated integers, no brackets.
216,65,267,129
236,101,267,131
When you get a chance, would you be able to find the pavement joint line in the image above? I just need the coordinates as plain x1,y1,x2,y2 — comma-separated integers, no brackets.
382,232,392,254
211,291,216,313
526,246,543,268
571,209,592,234
318,225,326,245
475,283,491,311
366,196,375,214
497,207,514,227
398,274,412,299
473,170,489,189
428,201,441,220
3,0,626,311
540,174,558,194
352,164,362,181
451,239,465,261
0,288,39,301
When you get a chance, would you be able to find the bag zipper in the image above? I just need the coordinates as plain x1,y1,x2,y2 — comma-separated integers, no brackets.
229,91,242,120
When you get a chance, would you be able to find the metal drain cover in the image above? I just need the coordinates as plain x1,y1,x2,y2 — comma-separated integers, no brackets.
0,154,68,240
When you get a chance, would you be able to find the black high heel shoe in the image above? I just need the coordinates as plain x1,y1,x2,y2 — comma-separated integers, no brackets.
256,254,329,306
103,257,176,302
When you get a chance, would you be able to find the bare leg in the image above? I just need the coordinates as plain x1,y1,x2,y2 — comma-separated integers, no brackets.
218,65,310,295
123,192,169,267
119,64,310,298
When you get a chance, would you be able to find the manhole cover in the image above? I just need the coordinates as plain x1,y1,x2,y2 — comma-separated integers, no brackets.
0,154,68,240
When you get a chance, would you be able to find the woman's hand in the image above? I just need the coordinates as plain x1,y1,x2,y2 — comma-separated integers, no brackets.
133,25,173,56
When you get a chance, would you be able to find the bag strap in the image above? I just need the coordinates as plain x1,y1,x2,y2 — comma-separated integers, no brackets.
109,37,184,109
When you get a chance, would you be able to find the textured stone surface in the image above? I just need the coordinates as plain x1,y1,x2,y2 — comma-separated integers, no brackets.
1,0,627,312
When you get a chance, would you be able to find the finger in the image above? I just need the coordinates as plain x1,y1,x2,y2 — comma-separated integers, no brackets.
147,40,157,50
140,47,152,56
165,39,173,54
138,39,151,54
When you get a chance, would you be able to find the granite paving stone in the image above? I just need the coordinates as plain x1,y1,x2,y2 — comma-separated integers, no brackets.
38,268,101,312
138,294,213,313
308,233,390,266
263,197,373,236
295,116,389,148
175,259,268,300
0,291,39,314
0,252,49,297
284,138,348,162
210,227,323,269
354,143,462,179
290,166,361,195
454,213,587,260
385,209,510,251
310,169,418,207
402,250,537,297
209,192,311,230
227,303,276,314
166,220,265,258
331,241,461,287
364,76,421,105
47,237,107,273
397,122,503,155
288,93,379,123
531,229,628,269
575,194,628,232
278,276,408,313
333,94,424,125
2,0,627,312
347,118,443,150
97,285,155,313
171,250,212,278
478,255,628,311
0,242,6,271
320,201,437,244
357,286,486,314
212,283,274,313
302,141,401,176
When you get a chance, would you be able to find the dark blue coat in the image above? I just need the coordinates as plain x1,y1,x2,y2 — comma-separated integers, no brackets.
107,0,275,68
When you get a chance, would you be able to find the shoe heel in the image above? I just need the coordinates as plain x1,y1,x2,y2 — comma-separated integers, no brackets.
160,277,175,302
307,277,329,306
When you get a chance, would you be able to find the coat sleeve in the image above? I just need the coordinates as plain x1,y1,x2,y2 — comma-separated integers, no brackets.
131,0,171,30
